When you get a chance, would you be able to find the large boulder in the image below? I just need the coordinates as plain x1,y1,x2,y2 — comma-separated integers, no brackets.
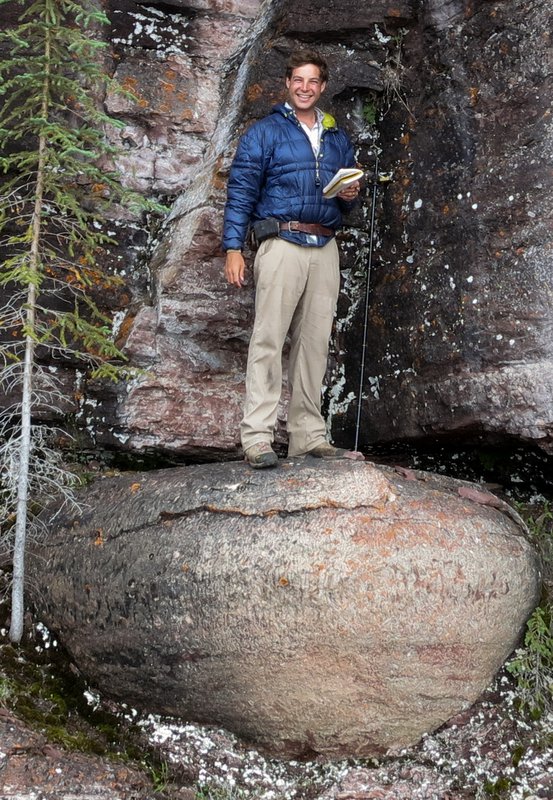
29,459,540,758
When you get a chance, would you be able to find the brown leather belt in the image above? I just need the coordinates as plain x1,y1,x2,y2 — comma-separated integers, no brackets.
279,221,334,236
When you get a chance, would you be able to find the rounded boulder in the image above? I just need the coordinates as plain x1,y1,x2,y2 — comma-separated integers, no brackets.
28,459,540,757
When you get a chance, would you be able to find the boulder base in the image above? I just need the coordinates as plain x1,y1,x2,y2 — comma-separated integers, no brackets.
29,459,540,758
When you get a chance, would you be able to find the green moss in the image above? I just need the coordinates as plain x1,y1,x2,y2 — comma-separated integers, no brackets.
0,674,16,705
0,641,143,759
0,634,179,800
510,742,525,768
362,101,377,126
507,502,553,718
483,776,513,798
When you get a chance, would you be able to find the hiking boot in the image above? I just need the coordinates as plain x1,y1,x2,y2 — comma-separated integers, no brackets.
244,441,278,469
306,442,364,461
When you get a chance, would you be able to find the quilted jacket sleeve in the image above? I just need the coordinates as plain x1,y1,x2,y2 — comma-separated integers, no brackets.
222,124,267,251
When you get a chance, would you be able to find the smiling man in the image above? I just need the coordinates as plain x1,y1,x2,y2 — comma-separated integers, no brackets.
222,49,363,469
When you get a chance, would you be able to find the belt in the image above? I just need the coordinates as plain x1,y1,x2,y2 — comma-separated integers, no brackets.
279,221,334,237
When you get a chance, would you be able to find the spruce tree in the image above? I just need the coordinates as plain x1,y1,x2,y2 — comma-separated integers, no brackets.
0,0,159,642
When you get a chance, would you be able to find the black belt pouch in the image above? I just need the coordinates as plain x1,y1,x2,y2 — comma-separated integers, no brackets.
251,218,280,247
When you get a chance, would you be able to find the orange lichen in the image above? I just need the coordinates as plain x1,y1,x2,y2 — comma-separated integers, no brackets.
247,83,263,102
122,76,139,94
114,314,135,346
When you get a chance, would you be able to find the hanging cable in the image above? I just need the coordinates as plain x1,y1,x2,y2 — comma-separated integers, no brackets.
353,157,392,451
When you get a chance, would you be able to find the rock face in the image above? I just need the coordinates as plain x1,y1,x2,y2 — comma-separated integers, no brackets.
337,0,553,453
3,1,551,460
29,460,540,758
94,0,553,459
104,0,392,458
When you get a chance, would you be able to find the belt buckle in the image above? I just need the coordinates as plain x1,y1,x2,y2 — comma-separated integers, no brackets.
286,221,295,232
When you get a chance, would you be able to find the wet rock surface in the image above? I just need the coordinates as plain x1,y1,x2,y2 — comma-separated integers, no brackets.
340,0,553,453
28,459,539,758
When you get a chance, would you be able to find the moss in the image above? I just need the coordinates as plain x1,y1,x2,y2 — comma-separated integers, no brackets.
362,101,377,126
0,640,143,759
483,776,513,798
506,503,553,718
511,742,526,768
0,634,180,800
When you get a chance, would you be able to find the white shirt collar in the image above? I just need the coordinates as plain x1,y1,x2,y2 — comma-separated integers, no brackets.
285,103,323,155
285,102,324,126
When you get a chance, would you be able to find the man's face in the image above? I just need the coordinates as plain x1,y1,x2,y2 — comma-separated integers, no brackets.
285,63,326,115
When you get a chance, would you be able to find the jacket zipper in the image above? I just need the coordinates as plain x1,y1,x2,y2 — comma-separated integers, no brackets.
286,108,325,187
315,131,326,187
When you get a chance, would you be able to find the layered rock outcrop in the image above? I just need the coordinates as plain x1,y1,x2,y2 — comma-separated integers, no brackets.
28,459,540,757
2,0,551,460
86,0,553,460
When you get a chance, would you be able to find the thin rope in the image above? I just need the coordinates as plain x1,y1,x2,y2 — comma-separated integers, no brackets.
354,155,379,452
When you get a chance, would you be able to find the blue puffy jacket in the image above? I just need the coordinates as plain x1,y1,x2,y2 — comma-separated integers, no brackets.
222,103,356,251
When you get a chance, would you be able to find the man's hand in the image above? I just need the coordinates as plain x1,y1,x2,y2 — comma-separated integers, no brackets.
224,251,246,288
337,180,360,201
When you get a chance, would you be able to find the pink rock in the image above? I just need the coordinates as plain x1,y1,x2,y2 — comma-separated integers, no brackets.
29,460,540,758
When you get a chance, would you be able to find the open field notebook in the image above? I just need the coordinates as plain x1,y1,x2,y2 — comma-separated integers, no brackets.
323,167,364,198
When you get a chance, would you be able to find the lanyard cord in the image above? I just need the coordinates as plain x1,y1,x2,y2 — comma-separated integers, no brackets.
354,155,379,452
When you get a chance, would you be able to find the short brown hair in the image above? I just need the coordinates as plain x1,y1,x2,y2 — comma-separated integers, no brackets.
285,49,329,84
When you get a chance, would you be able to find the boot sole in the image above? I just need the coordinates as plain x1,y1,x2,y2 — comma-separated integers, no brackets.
247,458,278,469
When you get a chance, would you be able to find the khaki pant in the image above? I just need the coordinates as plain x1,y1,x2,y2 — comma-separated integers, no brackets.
240,237,340,457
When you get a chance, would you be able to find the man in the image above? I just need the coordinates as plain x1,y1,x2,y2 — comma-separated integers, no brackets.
222,49,364,469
